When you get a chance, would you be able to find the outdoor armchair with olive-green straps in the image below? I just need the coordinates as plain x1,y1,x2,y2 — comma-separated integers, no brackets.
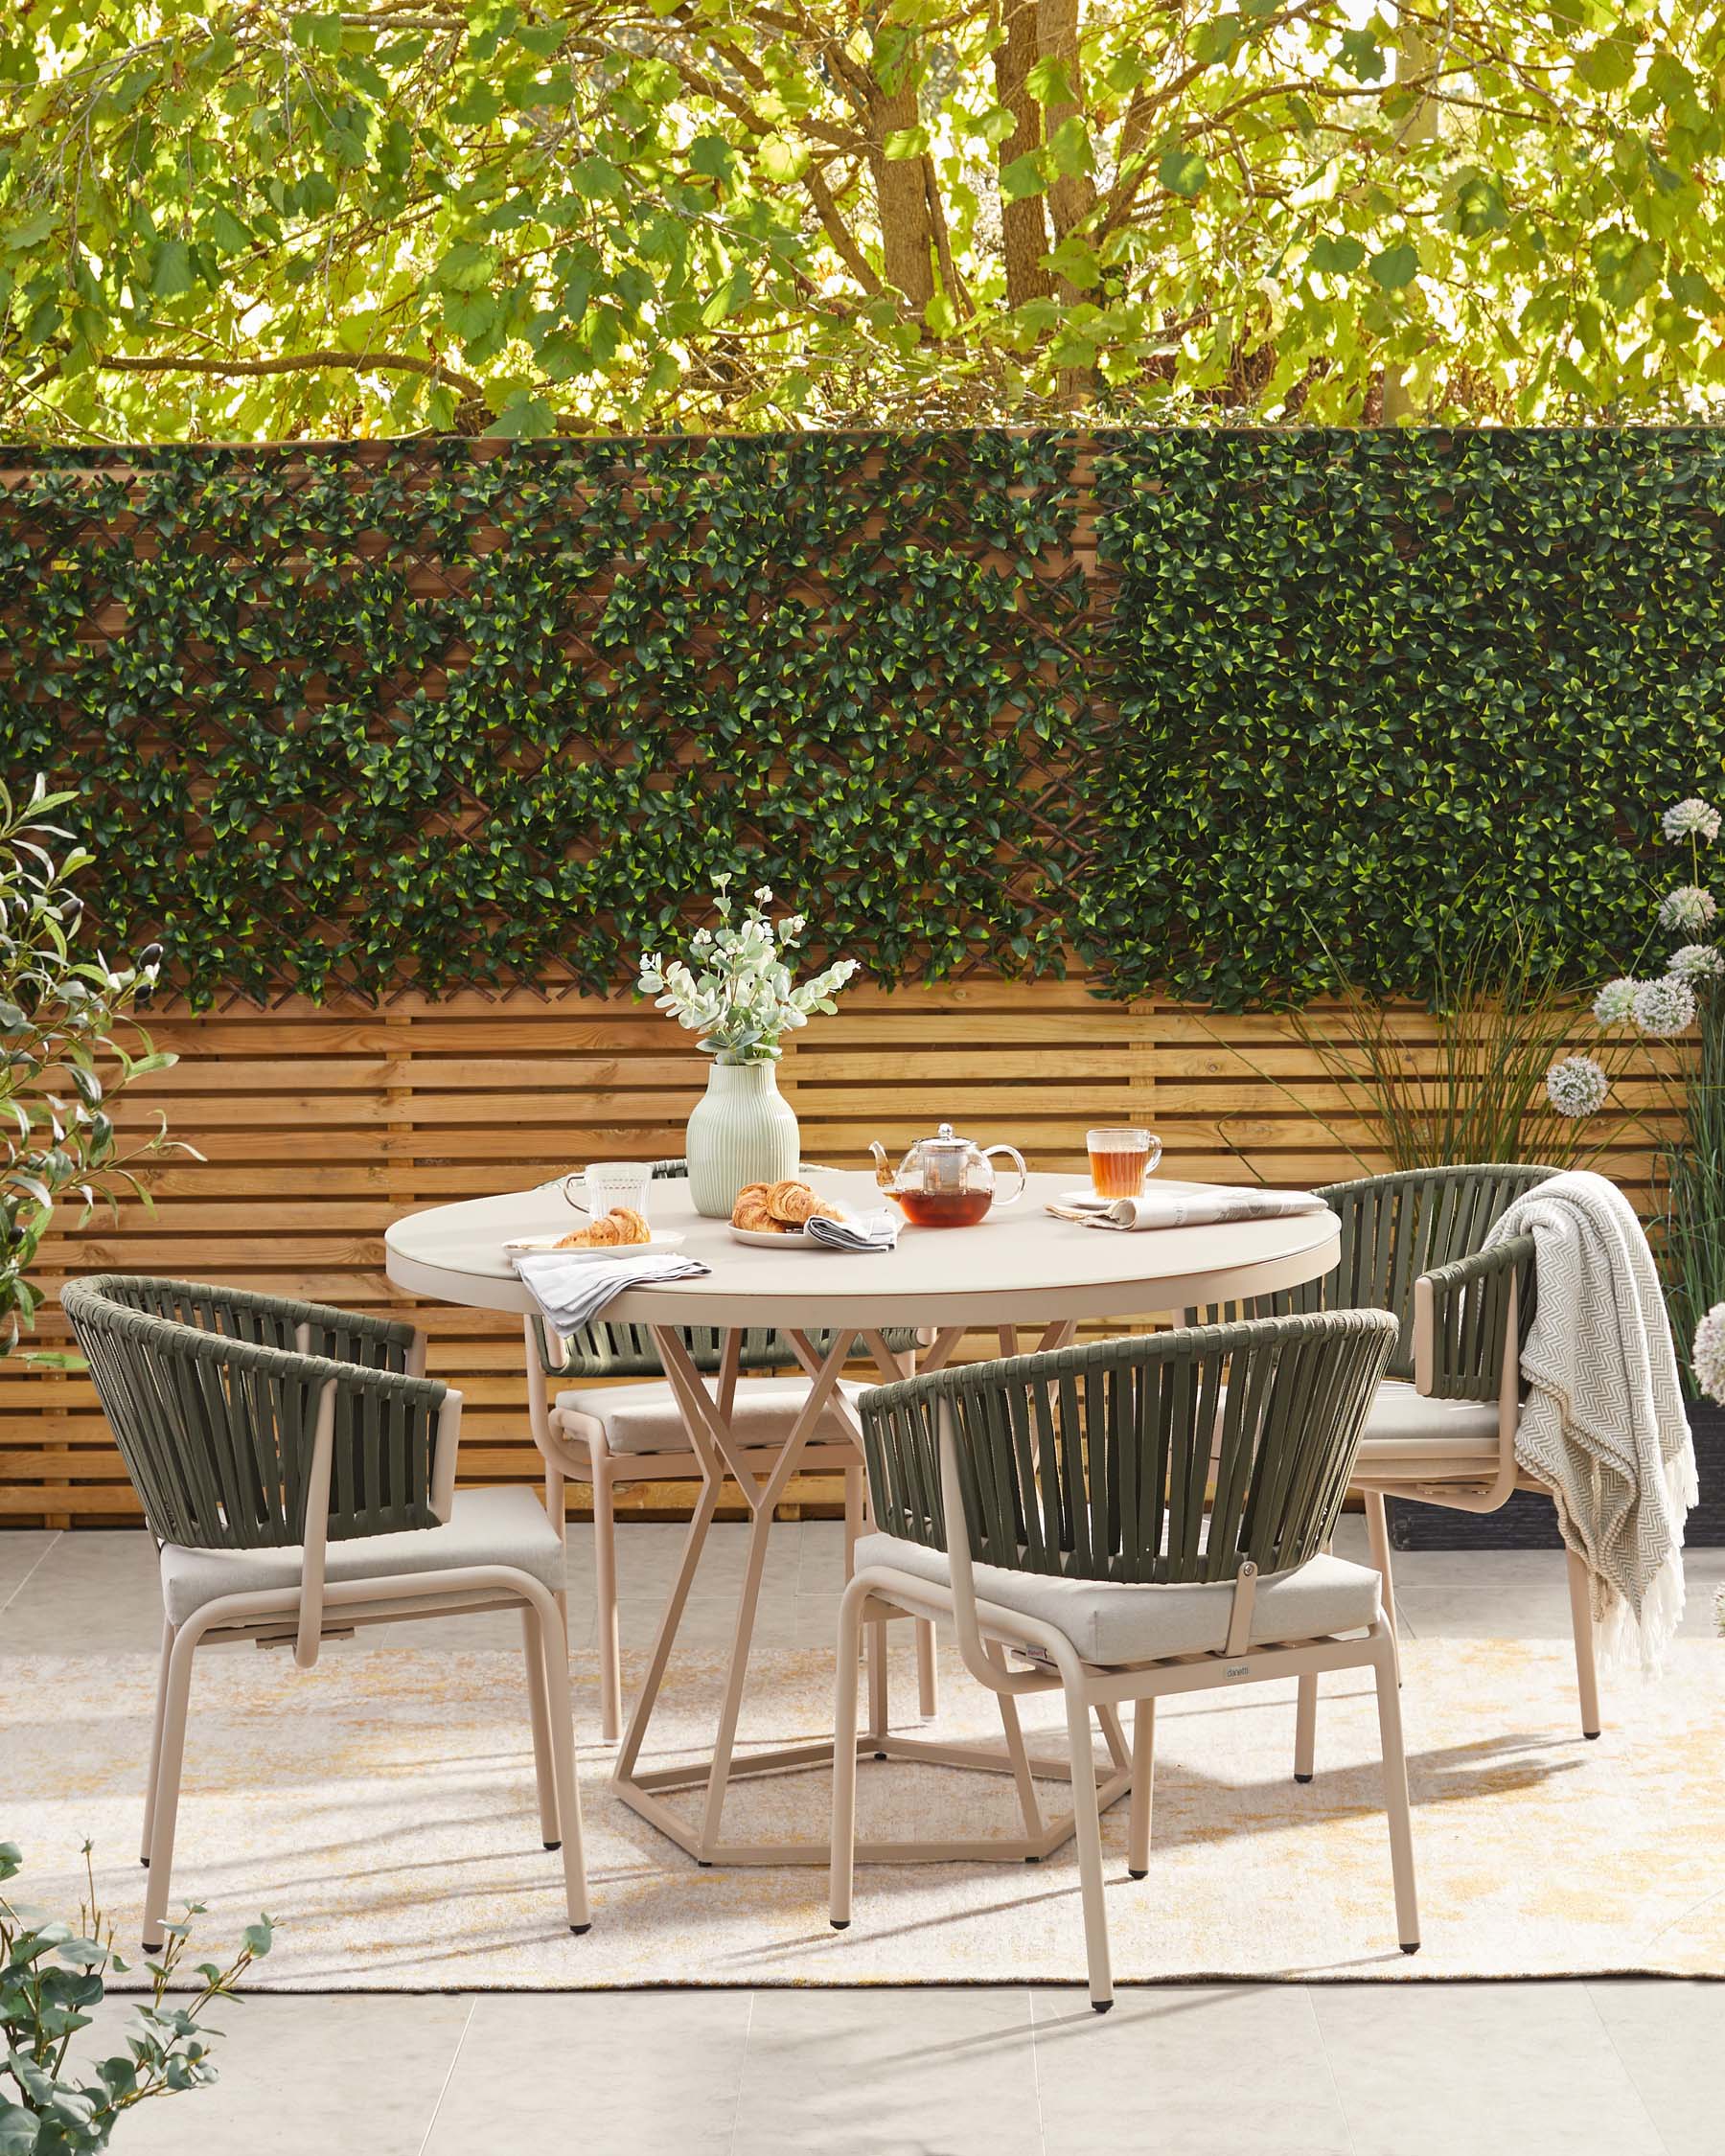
62,1273,590,1948
1186,1163,1600,1735
829,1309,1417,2011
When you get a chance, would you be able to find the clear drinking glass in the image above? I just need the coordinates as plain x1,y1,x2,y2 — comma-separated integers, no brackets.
1086,1128,1162,1199
564,1161,652,1221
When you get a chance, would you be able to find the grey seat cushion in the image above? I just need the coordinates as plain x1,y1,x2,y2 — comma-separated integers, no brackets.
853,1533,1381,1665
1352,1380,1504,1471
553,1375,864,1455
159,1486,565,1626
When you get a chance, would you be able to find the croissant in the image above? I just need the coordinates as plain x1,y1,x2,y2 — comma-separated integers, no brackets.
609,1207,652,1245
556,1209,641,1250
732,1195,783,1233
766,1180,821,1225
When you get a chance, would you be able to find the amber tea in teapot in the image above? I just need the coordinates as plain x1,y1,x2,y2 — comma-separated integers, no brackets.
868,1122,1027,1227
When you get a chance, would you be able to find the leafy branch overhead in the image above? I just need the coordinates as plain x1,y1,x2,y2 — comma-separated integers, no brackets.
3,3,1725,439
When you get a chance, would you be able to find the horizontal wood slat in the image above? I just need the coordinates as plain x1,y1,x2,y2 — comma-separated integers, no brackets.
7,978,1677,1528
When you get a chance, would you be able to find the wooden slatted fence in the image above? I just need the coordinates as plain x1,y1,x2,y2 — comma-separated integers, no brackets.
3,975,1675,1525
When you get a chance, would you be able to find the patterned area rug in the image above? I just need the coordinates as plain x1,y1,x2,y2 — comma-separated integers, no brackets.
5,1640,1722,1988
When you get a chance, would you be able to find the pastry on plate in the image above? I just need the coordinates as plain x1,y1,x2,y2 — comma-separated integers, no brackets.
766,1179,821,1225
732,1192,783,1233
555,1208,649,1250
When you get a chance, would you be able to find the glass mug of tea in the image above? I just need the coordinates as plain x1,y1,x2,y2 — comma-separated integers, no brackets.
1086,1127,1162,1200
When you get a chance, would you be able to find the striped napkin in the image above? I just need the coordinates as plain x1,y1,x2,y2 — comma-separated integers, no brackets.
514,1249,710,1332
804,1208,900,1253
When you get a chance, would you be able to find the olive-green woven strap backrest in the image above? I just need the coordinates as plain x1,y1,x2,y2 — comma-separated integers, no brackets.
63,1275,448,1553
533,1319,920,1381
1191,1164,1556,1382
859,1308,1398,1586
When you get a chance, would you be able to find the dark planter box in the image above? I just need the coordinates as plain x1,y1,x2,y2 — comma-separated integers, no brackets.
1388,1399,1725,1549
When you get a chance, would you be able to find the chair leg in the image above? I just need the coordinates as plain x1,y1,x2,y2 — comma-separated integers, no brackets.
545,1460,569,1643
1565,1545,1602,1739
1127,1698,1154,1879
1295,1671,1317,1783
829,1580,866,1931
528,1594,590,1934
1061,1676,1114,2011
1364,1491,1401,1680
521,1606,560,1847
141,1617,174,1865
142,1626,198,1951
1370,1635,1420,1954
915,1617,939,1718
593,1463,623,1745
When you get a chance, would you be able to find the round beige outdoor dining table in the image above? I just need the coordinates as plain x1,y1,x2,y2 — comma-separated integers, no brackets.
385,1169,1341,1869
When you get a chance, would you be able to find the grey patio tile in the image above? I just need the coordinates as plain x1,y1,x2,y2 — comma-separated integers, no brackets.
1313,1980,1666,2156
0,1529,59,1615
425,1989,751,2155
1590,1979,1725,2155
732,1984,1043,2156
1032,1984,1351,2156
0,1529,164,1653
68,1990,473,2156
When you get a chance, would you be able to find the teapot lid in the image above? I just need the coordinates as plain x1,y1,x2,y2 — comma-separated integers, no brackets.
921,1122,970,1152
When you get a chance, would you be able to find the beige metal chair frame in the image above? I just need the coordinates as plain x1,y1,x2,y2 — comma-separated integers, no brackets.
830,1326,1419,2011
136,1355,590,1951
1352,1267,1601,1740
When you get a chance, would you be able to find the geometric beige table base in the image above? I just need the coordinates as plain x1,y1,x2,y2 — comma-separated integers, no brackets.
612,1319,1134,1868
383,1167,1343,1872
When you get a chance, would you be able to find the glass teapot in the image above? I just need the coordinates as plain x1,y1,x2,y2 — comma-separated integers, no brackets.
868,1123,1028,1228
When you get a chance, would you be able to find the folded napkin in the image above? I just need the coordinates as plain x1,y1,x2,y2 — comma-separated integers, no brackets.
804,1208,900,1253
1058,1184,1329,1231
515,1248,710,1332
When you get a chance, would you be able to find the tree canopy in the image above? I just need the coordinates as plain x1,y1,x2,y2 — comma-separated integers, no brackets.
2,1,1723,440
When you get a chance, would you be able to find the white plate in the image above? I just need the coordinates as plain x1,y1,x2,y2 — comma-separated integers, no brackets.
504,1230,685,1258
727,1224,809,1249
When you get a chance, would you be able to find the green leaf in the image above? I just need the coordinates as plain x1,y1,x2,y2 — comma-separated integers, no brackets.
150,239,196,297
1309,234,1366,276
999,152,1048,202
1368,241,1419,290
883,126,930,162
1159,148,1208,199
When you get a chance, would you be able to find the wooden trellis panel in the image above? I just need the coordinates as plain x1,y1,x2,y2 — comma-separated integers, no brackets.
1,975,1674,1526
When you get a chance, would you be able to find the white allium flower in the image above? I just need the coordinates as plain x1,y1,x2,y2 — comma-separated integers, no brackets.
1632,975,1698,1036
1669,943,1725,981
1545,1055,1610,1119
1663,798,1722,843
1593,976,1639,1027
1692,1303,1725,1404
1659,884,1718,934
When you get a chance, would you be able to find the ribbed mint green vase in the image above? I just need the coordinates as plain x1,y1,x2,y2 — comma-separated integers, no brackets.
686,1056,800,1217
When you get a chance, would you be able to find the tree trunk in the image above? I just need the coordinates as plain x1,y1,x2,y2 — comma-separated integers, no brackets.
1036,0,1096,257
994,0,1049,308
869,79,935,313
1381,10,1437,424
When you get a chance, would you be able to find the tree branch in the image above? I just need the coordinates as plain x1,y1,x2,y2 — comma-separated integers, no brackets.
90,350,487,399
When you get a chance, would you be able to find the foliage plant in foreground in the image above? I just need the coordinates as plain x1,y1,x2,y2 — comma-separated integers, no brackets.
0,779,188,1360
0,1840,270,2153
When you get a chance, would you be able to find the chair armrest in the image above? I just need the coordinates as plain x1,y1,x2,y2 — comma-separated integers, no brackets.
1414,1234,1533,1402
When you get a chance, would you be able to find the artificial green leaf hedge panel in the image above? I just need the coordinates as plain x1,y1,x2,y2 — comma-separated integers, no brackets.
1086,428,1725,1005
0,433,1088,1003
0,427,1718,1009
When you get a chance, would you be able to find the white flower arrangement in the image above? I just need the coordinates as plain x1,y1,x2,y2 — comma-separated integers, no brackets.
1669,943,1725,982
1544,1055,1610,1119
1592,976,1639,1027
1663,798,1722,843
1692,1304,1725,1404
1658,884,1717,935
1631,975,1697,1037
638,875,858,1064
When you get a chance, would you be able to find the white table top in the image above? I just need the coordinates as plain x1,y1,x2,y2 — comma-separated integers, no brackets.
384,1171,1341,1329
